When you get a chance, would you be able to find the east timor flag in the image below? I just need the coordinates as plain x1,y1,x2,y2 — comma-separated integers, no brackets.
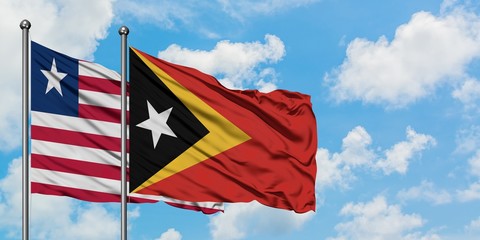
129,47,317,213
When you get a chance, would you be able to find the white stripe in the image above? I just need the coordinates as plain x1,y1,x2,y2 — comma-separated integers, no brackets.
32,111,124,138
79,61,120,81
127,193,171,202
31,168,120,194
31,139,123,166
79,89,129,110
129,193,224,210
31,169,223,210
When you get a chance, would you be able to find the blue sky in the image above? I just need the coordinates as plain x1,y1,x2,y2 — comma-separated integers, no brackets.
1,0,480,239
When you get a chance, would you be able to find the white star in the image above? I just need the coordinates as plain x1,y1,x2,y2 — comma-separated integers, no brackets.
136,100,177,148
41,58,67,96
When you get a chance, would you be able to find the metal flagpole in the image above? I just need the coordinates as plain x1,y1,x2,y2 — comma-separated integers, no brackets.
119,25,129,240
20,19,31,240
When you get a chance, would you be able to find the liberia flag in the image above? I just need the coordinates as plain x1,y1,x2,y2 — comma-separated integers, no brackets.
30,41,222,213
129,48,317,213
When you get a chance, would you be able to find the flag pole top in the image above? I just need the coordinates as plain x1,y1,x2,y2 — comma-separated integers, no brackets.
118,26,129,36
20,19,31,30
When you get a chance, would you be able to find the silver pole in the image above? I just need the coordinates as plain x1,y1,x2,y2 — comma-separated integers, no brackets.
118,25,129,240
20,19,31,240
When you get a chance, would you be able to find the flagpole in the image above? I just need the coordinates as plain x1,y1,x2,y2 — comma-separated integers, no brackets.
119,25,129,240
20,19,31,240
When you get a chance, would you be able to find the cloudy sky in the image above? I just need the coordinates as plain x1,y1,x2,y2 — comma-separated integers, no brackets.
1,0,480,239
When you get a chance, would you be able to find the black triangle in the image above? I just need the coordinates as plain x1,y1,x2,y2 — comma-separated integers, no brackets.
129,49,209,191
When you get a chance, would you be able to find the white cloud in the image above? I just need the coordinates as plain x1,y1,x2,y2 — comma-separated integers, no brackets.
116,1,319,38
209,201,314,240
465,217,480,233
315,148,352,191
403,232,442,240
435,216,480,240
397,180,452,205
326,7,480,108
118,0,318,25
440,0,460,13
317,126,435,191
0,0,114,151
7,0,114,60
455,125,480,154
115,0,195,29
42,204,119,240
329,197,442,240
328,196,430,240
452,78,480,111
155,228,182,240
217,0,319,21
316,126,375,191
456,149,480,202
468,150,480,177
339,126,376,167
0,158,119,239
128,206,140,219
457,182,480,202
375,127,436,175
0,158,24,232
158,34,285,91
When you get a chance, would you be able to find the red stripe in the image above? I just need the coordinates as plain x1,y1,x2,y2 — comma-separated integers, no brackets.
31,125,127,152
31,153,126,181
79,75,130,96
165,202,222,214
79,104,129,124
31,182,156,203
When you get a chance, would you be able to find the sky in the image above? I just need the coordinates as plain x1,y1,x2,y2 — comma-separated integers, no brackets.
1,0,480,239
